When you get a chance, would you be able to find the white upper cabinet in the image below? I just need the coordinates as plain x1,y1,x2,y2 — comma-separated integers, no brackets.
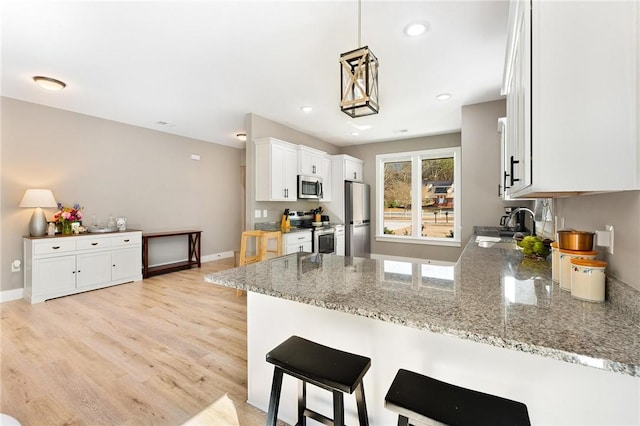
298,145,333,202
255,138,298,202
334,154,363,182
298,146,325,176
502,0,639,197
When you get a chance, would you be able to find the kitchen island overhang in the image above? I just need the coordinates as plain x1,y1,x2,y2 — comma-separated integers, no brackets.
205,244,640,425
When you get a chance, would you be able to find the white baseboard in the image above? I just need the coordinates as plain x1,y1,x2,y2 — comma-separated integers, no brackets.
202,251,234,263
1,288,24,303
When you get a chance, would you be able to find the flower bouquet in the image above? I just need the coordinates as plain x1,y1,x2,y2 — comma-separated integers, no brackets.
54,203,83,234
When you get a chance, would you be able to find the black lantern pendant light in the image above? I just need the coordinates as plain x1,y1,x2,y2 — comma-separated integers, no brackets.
340,0,379,118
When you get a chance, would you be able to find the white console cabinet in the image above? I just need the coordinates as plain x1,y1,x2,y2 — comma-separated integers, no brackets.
24,231,142,303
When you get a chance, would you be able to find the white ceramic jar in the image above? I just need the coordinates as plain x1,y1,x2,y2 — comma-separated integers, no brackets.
570,259,607,302
559,249,598,291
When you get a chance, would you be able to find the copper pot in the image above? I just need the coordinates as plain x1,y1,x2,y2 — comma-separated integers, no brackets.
557,230,595,251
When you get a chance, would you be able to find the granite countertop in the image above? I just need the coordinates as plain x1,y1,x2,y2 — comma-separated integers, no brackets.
204,238,640,377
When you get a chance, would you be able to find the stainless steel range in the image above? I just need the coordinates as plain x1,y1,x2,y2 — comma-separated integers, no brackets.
288,211,337,254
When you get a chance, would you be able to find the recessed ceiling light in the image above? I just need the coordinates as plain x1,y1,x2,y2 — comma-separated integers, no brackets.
352,124,371,131
436,93,452,101
404,22,429,37
236,133,247,142
301,106,313,113
33,76,66,91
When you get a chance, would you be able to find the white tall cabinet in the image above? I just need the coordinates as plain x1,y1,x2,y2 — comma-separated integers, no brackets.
255,138,298,202
24,231,142,303
502,0,639,197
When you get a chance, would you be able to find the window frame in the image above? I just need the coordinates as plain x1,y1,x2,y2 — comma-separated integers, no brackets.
375,147,461,247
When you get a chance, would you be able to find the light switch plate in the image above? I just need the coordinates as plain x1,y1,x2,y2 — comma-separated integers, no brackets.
254,209,261,218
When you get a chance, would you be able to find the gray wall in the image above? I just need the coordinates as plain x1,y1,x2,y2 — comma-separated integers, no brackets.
341,99,513,262
555,191,640,291
1,97,243,292
341,133,463,262
245,113,340,229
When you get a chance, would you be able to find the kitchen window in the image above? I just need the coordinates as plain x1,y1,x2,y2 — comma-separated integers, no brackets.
375,147,461,246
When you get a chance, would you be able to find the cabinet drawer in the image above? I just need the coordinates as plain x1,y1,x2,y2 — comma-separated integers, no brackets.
34,240,76,255
284,232,312,245
110,233,141,247
77,237,111,250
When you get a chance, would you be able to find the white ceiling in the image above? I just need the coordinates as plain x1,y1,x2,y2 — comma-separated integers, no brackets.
1,0,509,148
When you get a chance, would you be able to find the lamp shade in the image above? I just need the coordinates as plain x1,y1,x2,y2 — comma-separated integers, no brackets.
20,189,58,236
19,189,58,208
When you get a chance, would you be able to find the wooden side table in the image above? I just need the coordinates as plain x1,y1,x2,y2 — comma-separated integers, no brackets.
142,230,202,278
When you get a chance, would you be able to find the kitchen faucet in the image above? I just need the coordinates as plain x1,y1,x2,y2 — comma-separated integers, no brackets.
507,207,536,236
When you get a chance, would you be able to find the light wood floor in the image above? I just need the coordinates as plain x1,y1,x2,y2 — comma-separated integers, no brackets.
0,259,275,425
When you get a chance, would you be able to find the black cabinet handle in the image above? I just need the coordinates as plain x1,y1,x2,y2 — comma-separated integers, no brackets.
353,172,357,179
509,156,520,187
312,164,316,174
503,170,510,190
52,246,60,250
124,239,130,242
91,242,98,246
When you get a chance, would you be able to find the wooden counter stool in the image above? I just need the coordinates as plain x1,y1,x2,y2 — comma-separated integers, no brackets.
384,369,530,426
265,336,371,426
238,230,282,295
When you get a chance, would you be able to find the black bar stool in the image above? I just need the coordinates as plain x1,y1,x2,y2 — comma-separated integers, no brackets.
385,369,530,426
265,336,371,426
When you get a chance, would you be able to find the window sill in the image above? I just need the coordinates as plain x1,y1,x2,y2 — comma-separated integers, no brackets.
375,235,461,247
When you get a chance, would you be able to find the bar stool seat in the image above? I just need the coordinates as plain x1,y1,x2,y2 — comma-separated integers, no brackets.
385,369,530,426
266,336,371,426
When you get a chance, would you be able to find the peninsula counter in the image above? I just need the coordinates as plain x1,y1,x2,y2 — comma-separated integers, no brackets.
205,239,640,425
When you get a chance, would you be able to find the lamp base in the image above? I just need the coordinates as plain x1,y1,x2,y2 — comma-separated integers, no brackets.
28,207,48,237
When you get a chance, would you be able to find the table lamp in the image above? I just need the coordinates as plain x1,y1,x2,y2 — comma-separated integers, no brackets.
19,189,58,236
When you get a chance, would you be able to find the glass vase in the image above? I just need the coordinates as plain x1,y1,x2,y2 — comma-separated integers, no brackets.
62,221,72,235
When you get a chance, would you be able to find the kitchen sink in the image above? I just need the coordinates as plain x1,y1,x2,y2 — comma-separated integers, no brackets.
478,240,517,249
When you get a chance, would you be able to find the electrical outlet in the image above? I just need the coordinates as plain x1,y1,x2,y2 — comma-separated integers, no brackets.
262,209,268,217
11,260,21,272
254,209,261,218
605,225,614,255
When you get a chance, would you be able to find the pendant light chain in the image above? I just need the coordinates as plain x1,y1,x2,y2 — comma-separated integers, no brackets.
358,0,362,48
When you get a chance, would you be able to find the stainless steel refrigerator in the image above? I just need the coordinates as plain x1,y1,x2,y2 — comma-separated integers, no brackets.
345,181,370,257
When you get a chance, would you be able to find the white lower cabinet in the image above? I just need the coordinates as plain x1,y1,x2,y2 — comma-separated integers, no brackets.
76,251,112,289
335,226,345,256
283,231,312,254
24,231,142,303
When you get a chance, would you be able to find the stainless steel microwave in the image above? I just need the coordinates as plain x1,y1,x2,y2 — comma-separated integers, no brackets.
297,175,323,200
